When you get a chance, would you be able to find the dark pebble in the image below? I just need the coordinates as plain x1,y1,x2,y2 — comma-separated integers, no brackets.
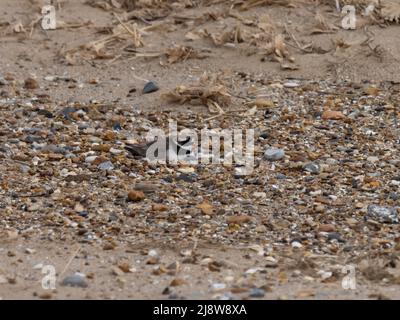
176,173,197,182
276,173,287,180
327,232,344,242
249,288,265,298
143,81,159,94
259,132,269,139
78,211,89,218
113,123,122,131
389,192,399,201
37,109,54,118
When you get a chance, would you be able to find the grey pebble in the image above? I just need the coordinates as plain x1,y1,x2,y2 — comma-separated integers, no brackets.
276,173,287,180
143,81,159,94
264,148,285,161
0,77,7,86
249,288,265,298
367,204,399,224
61,274,88,288
303,163,320,174
98,161,114,171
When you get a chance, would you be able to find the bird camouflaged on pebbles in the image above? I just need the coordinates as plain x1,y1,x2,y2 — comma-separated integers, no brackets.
125,136,194,159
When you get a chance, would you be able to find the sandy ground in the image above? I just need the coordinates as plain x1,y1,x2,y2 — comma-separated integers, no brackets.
1,0,400,300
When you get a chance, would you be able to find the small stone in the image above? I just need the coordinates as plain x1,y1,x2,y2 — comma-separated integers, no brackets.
113,123,122,131
170,278,187,287
128,190,145,202
24,77,39,89
28,204,40,212
103,131,116,141
85,156,97,163
111,266,124,276
177,167,195,174
109,147,122,155
367,205,399,224
303,163,320,174
97,161,114,171
318,224,336,232
61,274,88,288
254,224,267,233
254,192,267,198
133,182,160,193
226,215,254,225
0,275,7,284
283,82,299,88
249,288,265,298
148,249,158,257
38,292,52,299
33,263,44,270
314,205,325,213
389,192,399,201
176,173,197,182
327,232,343,242
103,243,116,250
196,201,214,215
152,203,169,211
291,241,302,249
321,110,345,120
317,270,333,281
211,283,226,292
143,81,159,94
264,148,285,161
25,248,36,254
259,132,269,139
0,76,7,86
367,156,379,163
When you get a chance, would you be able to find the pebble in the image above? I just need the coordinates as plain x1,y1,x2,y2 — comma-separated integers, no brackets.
128,190,145,202
24,78,39,89
0,76,7,86
317,270,333,281
254,192,267,198
143,81,159,94
176,173,197,182
367,205,399,224
61,274,88,288
283,82,299,88
291,241,302,248
367,156,379,163
97,161,114,171
276,173,287,180
85,156,97,163
113,123,122,131
259,132,269,139
264,148,285,161
249,288,265,298
303,163,320,174
389,192,399,201
109,147,123,155
133,182,160,193
327,232,344,242
211,283,226,292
